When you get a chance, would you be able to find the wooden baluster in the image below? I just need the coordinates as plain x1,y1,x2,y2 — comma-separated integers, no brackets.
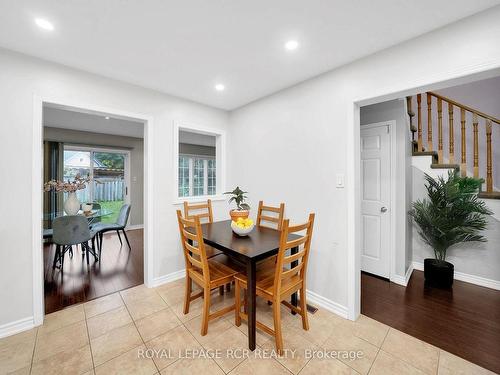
486,120,493,192
473,113,479,178
448,103,454,163
460,109,466,177
417,94,423,152
437,98,443,163
427,93,433,151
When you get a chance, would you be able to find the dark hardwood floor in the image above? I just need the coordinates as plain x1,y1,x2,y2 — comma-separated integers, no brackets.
43,228,143,314
361,270,500,374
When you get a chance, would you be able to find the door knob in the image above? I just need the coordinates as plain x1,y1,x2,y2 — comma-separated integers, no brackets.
380,206,388,213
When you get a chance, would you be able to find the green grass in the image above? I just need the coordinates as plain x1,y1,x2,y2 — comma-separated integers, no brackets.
96,200,124,224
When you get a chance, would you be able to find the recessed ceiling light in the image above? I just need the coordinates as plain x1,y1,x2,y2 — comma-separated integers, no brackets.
104,116,110,120
35,18,54,31
284,40,299,51
215,84,225,92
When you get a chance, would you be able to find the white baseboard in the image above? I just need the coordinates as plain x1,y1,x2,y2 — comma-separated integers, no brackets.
150,270,349,320
126,224,144,231
151,269,185,287
412,261,500,291
390,263,414,287
0,317,35,339
306,290,348,319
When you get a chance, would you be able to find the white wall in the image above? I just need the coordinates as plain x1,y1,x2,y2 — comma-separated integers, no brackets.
0,48,229,328
360,99,413,277
228,6,500,314
412,163,500,284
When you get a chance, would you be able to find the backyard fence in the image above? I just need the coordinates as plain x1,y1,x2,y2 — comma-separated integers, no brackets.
72,179,124,202
94,179,124,201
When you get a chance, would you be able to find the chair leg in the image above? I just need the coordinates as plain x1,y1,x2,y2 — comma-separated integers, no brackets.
243,288,247,314
116,230,123,245
61,246,66,270
273,298,284,355
235,280,241,326
91,237,97,262
122,229,132,250
99,232,104,254
300,287,309,330
52,245,60,269
201,286,211,336
85,242,90,265
183,275,192,314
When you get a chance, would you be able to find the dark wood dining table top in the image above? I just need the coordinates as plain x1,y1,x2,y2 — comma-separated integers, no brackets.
199,220,301,262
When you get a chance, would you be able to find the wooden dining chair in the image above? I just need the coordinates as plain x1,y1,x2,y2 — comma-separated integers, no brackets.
234,213,315,354
256,201,285,230
183,199,222,259
177,210,242,336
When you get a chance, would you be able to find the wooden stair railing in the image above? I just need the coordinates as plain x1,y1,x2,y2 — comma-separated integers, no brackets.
407,91,499,193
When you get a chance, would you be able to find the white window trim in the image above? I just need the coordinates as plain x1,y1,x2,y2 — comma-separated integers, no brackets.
173,121,226,205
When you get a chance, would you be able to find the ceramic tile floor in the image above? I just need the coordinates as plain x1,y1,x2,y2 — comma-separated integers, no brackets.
0,279,495,375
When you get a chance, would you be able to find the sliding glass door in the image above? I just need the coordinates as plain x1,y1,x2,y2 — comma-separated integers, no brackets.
63,146,130,223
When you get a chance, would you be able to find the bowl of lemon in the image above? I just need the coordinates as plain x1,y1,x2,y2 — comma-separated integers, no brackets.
231,217,255,236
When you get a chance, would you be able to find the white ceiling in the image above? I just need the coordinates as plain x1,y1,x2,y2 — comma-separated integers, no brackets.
44,106,144,138
1,1,498,110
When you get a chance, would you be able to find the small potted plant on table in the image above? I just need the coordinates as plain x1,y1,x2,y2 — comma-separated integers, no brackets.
224,186,254,236
409,171,492,288
224,186,251,221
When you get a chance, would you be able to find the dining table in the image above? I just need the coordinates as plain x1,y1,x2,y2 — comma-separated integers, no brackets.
43,208,114,225
197,219,301,351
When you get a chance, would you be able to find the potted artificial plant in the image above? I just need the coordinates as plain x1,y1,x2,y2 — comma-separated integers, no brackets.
409,170,492,288
224,186,250,221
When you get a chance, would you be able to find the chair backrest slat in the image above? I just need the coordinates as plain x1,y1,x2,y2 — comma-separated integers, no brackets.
177,210,210,283
182,228,198,241
185,241,202,255
183,199,213,224
256,201,285,230
187,253,204,270
273,213,315,295
282,248,306,265
284,235,308,250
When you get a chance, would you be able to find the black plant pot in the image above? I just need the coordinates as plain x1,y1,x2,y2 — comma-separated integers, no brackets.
424,258,454,288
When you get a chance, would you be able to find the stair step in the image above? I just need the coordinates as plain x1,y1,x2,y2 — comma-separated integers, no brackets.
430,163,460,170
478,191,500,200
413,151,438,163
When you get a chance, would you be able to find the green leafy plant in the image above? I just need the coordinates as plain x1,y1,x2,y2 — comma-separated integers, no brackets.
224,186,250,211
409,170,492,261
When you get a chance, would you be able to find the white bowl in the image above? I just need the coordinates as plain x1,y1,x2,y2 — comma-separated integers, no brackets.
231,221,255,236
82,203,93,212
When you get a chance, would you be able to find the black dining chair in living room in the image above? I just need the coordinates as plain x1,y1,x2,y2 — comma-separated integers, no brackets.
52,215,98,269
92,204,132,255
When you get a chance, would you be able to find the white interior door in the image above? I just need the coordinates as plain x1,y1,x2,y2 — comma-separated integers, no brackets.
360,123,391,278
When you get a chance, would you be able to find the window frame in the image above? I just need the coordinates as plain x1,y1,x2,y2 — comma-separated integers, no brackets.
173,121,225,204
177,153,216,198
63,144,131,204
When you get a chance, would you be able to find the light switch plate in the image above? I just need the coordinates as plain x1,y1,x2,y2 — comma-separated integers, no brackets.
336,173,345,188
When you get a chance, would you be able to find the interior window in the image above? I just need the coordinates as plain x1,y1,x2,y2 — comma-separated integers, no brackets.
178,130,217,197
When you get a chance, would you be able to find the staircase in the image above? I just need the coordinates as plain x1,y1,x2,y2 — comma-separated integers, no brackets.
406,92,499,199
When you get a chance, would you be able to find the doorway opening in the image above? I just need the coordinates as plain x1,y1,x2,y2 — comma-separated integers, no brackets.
35,99,152,317
356,74,500,373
